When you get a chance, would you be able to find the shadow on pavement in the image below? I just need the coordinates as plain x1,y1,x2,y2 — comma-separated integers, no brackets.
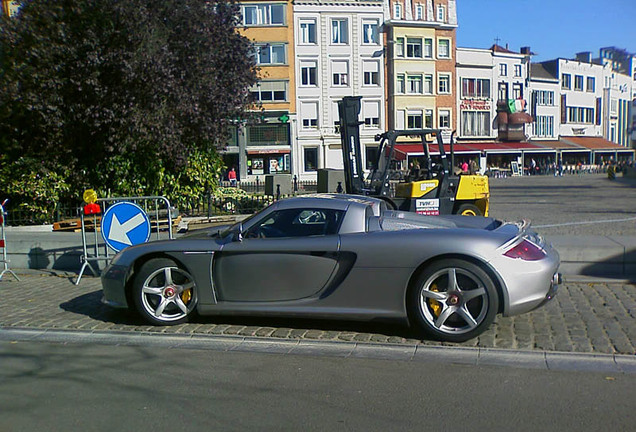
59,290,423,341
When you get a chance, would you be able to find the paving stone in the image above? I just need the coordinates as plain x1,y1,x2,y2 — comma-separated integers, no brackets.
0,275,635,355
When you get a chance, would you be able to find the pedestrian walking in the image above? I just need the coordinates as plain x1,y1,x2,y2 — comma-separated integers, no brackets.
228,167,237,187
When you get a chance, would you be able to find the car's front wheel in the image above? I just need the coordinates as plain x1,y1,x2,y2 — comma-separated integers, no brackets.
133,258,197,325
409,259,498,342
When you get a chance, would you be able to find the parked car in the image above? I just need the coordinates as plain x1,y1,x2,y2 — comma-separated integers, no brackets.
101,194,561,342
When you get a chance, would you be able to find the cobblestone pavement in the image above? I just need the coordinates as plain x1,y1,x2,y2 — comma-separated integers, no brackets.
0,274,634,355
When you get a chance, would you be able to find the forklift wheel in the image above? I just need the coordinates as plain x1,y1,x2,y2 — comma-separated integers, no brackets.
456,203,482,216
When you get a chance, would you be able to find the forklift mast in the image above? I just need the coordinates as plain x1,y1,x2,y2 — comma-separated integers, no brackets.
338,96,451,197
338,96,366,195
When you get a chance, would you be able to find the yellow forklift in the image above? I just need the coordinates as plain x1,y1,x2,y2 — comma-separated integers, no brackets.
338,96,489,216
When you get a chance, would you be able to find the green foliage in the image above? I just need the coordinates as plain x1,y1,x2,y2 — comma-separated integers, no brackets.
0,0,259,220
0,155,71,223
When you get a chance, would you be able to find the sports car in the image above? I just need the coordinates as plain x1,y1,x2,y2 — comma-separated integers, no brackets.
101,194,561,342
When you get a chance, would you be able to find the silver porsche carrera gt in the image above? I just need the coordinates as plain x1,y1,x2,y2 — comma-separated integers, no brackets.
101,194,561,342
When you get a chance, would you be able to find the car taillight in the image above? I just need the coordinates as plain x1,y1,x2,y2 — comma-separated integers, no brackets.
504,239,546,261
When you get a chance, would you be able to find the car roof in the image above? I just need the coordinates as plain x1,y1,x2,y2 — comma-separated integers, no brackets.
276,194,386,215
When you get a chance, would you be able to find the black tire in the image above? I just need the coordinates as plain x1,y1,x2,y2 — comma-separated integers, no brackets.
408,259,498,342
133,258,197,325
456,203,482,216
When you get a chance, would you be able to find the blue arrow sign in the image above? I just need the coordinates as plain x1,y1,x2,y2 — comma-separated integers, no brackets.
101,202,151,252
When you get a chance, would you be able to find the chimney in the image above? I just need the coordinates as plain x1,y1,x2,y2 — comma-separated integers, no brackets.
575,51,592,63
520,46,532,55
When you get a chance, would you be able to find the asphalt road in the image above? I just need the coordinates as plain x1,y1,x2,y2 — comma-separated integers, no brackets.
488,173,636,236
1,340,634,432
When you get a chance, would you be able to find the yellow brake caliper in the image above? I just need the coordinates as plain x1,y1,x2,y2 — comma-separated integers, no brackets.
180,289,192,304
429,284,442,317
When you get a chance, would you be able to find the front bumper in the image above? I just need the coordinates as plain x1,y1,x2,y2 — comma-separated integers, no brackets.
100,263,131,309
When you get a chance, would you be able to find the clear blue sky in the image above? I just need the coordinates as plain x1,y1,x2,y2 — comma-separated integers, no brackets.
456,0,636,61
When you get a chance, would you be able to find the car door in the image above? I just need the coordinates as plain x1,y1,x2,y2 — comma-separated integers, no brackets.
212,208,344,302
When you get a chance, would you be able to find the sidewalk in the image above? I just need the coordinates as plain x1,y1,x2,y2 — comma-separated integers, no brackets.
4,227,636,279
0,271,634,356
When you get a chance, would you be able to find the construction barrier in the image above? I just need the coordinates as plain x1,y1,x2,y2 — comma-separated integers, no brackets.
75,195,176,285
0,199,20,282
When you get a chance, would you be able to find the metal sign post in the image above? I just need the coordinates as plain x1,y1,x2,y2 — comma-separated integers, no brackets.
0,199,20,282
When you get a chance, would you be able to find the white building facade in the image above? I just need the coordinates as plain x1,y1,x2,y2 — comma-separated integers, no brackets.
293,0,386,181
455,47,496,140
528,63,560,141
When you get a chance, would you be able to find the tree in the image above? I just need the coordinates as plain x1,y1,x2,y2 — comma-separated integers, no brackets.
0,0,258,211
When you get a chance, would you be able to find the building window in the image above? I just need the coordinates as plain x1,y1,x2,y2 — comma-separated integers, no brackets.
424,75,433,94
574,75,584,91
242,4,285,26
304,147,318,172
610,99,618,115
396,74,405,93
424,38,433,58
363,61,380,86
535,90,554,105
396,110,405,129
439,109,451,129
566,106,594,124
512,83,523,100
437,39,450,59
363,101,380,128
394,3,402,19
499,64,507,76
424,109,433,128
395,37,404,57
415,4,424,20
299,19,317,44
437,5,446,21
533,116,554,137
461,111,491,137
331,18,348,44
407,74,423,94
586,76,595,92
562,73,571,89
250,81,287,102
300,101,319,129
246,124,289,145
407,111,423,129
256,43,286,65
300,61,317,86
331,61,348,86
362,20,379,44
366,146,379,170
406,38,422,58
498,82,508,100
438,74,450,94
461,78,490,98
514,65,522,77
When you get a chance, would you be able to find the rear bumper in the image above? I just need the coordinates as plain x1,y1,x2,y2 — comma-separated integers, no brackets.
491,247,561,317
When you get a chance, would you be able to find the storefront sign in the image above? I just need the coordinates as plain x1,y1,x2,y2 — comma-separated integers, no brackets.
460,100,491,111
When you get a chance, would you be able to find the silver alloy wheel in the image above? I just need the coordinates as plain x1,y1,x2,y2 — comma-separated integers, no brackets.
140,266,197,323
418,267,489,335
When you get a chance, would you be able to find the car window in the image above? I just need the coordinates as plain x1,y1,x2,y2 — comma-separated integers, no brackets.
246,208,344,239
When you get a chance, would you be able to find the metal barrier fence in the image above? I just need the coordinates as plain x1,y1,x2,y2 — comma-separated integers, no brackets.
0,199,20,281
76,196,175,285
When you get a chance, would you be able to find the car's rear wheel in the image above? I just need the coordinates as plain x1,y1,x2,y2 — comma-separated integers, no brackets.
133,258,197,325
409,259,498,342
